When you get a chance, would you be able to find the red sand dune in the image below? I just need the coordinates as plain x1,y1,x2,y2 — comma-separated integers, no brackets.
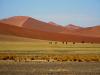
65,24,82,30
0,16,65,33
1,16,100,38
0,16,100,43
48,22,60,26
76,26,100,37
23,18,65,32
62,24,100,37
0,16,29,27
0,22,100,43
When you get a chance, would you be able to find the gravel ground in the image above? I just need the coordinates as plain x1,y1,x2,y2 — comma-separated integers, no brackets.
0,61,100,75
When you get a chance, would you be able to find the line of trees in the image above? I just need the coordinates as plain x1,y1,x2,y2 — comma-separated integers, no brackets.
49,41,94,44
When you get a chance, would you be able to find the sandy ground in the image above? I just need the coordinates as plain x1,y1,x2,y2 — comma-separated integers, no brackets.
0,61,100,75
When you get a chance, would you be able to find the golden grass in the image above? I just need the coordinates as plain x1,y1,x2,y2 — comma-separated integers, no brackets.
0,54,100,62
0,41,100,50
0,41,100,62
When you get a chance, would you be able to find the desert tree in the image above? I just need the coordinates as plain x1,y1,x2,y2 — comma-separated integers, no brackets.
73,42,75,44
49,41,52,44
81,41,85,44
66,41,67,44
55,42,57,44
62,41,64,44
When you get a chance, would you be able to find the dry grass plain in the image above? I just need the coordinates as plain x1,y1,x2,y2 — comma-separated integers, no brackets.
0,37,100,75
0,41,100,62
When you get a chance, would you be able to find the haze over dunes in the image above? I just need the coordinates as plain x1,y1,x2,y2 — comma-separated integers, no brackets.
0,16,100,43
62,25,100,37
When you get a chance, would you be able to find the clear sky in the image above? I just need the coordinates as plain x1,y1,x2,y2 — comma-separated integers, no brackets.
0,0,100,27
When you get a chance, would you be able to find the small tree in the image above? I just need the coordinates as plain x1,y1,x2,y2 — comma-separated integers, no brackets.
91,42,93,44
49,42,52,44
66,42,67,44
81,41,85,44
62,42,64,44
73,42,75,44
55,42,57,44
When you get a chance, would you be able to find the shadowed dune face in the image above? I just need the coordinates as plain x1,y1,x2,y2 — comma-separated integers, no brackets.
23,18,65,32
0,22,100,43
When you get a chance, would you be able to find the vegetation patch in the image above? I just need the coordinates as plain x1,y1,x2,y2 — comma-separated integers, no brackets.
0,54,100,62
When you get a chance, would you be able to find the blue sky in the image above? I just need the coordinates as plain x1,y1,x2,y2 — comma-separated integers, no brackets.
0,0,100,27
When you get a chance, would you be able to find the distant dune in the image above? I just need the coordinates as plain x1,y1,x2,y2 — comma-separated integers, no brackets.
0,16,100,43
48,22,59,26
62,25,100,37
65,24,82,30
